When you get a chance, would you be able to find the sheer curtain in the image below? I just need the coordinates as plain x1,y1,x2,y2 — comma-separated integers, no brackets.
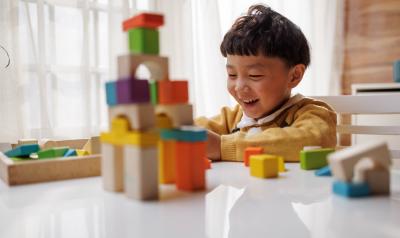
156,0,345,118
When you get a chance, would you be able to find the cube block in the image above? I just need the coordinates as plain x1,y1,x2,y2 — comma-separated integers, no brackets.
116,78,150,104
300,148,335,170
243,147,263,167
250,154,279,178
105,81,118,106
158,80,189,104
128,28,159,55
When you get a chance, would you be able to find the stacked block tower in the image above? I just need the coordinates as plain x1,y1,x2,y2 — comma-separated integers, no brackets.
101,12,207,201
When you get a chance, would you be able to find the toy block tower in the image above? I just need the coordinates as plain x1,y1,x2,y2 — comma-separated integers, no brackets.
101,12,207,200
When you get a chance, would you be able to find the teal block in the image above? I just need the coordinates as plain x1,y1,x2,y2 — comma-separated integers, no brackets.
128,28,159,55
315,165,331,176
160,127,207,142
300,148,335,170
105,81,117,106
37,147,69,159
5,144,40,158
394,60,400,82
64,149,77,157
333,181,370,198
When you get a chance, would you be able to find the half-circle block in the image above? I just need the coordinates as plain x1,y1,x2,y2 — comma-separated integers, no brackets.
108,103,155,131
118,54,169,81
155,104,193,127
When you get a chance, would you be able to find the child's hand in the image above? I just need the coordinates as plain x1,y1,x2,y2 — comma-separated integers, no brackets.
206,130,221,160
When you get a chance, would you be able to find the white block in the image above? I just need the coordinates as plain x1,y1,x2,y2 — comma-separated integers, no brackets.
101,143,124,192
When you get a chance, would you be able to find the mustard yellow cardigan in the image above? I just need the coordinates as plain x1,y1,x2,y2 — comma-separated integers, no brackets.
195,97,337,162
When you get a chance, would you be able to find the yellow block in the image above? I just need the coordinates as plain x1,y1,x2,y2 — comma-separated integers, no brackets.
277,156,286,172
76,149,90,156
156,114,173,129
158,140,176,184
250,154,279,178
121,131,159,147
111,117,130,135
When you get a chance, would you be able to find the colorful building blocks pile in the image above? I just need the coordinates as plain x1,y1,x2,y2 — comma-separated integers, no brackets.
101,12,207,201
328,141,392,198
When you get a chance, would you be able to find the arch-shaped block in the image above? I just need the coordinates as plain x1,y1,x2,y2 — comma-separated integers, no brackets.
155,104,193,128
118,54,169,81
109,103,155,131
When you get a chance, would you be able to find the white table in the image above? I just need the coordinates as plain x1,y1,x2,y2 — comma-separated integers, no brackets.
1,162,400,238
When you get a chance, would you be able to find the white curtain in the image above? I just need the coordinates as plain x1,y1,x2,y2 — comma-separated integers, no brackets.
0,0,344,142
155,0,345,118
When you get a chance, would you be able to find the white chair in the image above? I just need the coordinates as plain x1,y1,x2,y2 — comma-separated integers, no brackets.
312,94,400,160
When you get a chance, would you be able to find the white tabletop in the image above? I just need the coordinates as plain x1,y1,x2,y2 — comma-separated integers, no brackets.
1,162,400,238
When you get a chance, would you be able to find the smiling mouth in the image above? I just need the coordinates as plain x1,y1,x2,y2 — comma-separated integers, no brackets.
242,98,259,105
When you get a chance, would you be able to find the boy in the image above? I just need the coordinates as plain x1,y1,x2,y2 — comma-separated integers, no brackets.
195,4,337,162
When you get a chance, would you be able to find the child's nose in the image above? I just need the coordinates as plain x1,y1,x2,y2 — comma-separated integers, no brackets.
235,78,250,92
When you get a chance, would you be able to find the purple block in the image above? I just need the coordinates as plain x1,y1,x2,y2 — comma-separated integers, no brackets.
116,77,150,104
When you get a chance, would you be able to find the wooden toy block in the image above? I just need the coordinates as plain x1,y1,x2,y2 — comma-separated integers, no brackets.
64,149,77,157
0,139,101,185
149,81,158,104
76,149,90,156
250,154,279,178
39,140,57,150
328,141,391,182
160,126,207,142
118,54,169,81
124,145,159,200
155,104,193,127
105,81,118,106
0,143,12,153
277,156,285,172
101,143,124,192
109,103,155,131
243,147,263,167
116,77,150,104
315,165,332,176
300,148,335,170
333,180,370,198
156,113,173,129
158,140,176,184
37,147,69,159
158,80,189,104
82,136,100,155
53,139,89,149
128,28,159,55
123,13,164,31
5,144,40,158
204,158,211,170
121,130,159,147
353,157,390,194
17,139,38,146
175,141,206,191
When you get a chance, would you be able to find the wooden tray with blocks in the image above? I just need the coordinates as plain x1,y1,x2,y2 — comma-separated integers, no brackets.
0,138,101,185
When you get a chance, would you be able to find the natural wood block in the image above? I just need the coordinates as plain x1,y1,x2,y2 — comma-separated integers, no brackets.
128,28,159,55
328,141,391,182
155,104,193,128
118,54,169,81
109,103,155,131
158,140,175,184
124,145,159,200
250,154,279,178
123,13,164,31
353,157,390,195
17,139,38,146
158,80,189,104
101,143,124,192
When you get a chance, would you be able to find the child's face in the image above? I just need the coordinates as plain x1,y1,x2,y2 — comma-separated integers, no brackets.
226,54,302,120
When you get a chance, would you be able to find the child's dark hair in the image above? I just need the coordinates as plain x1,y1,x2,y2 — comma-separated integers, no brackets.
220,4,310,68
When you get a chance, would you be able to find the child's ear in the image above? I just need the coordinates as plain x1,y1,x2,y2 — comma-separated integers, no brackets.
288,64,305,88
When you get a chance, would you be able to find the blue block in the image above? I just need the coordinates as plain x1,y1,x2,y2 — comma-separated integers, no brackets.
105,81,118,106
315,165,331,176
5,144,40,158
394,60,400,82
333,181,370,198
160,126,207,142
64,149,77,157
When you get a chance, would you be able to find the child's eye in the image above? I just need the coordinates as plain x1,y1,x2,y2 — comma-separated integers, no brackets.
249,75,264,80
228,74,237,79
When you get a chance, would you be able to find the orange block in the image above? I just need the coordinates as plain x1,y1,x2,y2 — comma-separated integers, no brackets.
122,13,164,31
244,147,263,167
158,140,176,184
175,141,206,191
158,80,188,104
204,158,211,170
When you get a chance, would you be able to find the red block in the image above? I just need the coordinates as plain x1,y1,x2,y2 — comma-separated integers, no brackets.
123,13,164,31
175,142,206,191
158,80,188,104
204,158,211,170
244,147,263,167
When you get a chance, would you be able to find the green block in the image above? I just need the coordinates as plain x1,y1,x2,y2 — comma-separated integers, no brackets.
149,81,158,104
300,148,335,170
37,147,69,159
128,28,159,55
